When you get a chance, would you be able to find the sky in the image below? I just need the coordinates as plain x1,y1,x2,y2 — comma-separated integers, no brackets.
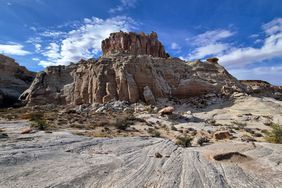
0,0,282,85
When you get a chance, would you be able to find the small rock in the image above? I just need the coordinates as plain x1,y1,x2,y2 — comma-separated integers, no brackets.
241,135,256,142
155,152,163,158
21,127,32,134
213,131,232,140
159,106,174,116
0,133,8,139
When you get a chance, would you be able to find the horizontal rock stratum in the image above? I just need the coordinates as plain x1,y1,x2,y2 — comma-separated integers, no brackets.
20,31,246,106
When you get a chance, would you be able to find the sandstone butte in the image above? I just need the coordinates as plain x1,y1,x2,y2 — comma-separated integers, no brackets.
20,31,250,106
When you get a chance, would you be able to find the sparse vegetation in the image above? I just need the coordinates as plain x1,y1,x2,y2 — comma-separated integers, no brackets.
147,128,161,137
231,121,247,129
265,123,282,144
114,115,136,130
176,136,192,147
31,119,49,130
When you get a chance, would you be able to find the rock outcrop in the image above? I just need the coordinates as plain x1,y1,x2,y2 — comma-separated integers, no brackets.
102,31,168,58
0,54,35,108
21,32,246,106
240,80,282,100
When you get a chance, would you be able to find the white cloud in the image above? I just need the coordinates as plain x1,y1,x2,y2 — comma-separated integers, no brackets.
187,29,234,46
109,0,138,13
229,65,282,86
0,43,30,56
219,18,282,67
188,43,230,60
39,16,137,67
182,29,234,60
32,57,40,61
171,42,181,50
35,44,41,52
182,18,282,70
40,31,66,37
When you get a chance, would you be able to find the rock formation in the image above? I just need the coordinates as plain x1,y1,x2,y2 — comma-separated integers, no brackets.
102,31,168,58
21,32,247,106
0,54,35,108
240,80,282,100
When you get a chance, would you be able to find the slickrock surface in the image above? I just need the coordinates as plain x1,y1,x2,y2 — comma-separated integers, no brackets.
0,121,281,188
0,54,35,107
21,32,246,106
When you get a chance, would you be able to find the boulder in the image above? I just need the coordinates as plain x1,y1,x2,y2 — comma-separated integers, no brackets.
213,131,232,140
20,127,33,134
159,106,174,116
206,57,219,63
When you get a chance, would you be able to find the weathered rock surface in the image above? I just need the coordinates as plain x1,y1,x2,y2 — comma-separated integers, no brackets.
0,54,35,107
21,32,247,106
0,121,281,188
241,80,282,100
102,31,168,58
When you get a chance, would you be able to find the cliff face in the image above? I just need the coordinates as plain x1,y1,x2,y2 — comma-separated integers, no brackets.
102,31,168,58
21,32,246,106
0,54,35,108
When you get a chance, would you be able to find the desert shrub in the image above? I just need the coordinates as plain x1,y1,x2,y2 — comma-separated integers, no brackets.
31,118,49,130
176,136,192,147
265,123,282,144
114,118,132,130
147,128,161,137
232,121,247,129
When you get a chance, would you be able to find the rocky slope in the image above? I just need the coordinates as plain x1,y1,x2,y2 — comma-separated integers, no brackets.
241,80,282,100
21,31,246,106
0,54,35,108
0,120,281,188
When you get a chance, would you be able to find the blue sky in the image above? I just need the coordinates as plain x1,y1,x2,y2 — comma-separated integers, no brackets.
0,0,282,85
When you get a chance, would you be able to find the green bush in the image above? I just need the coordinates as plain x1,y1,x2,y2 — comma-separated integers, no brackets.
31,119,49,130
176,136,192,147
114,119,131,130
147,128,161,137
265,123,282,144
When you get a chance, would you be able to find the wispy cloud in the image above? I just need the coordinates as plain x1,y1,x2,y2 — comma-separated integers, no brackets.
220,18,282,68
183,29,234,60
182,18,282,70
187,29,234,46
0,43,30,56
109,0,138,13
38,16,137,67
229,65,282,85
170,42,181,50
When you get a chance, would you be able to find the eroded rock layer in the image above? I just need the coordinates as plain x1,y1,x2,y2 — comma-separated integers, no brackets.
0,54,35,108
102,31,168,58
